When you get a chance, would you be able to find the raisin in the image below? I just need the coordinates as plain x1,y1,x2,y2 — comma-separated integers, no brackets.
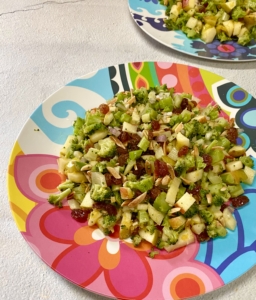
231,195,249,208
93,202,117,216
226,127,238,144
178,146,189,157
118,153,129,166
151,120,160,131
119,131,130,143
105,173,113,186
71,209,89,223
203,154,213,171
149,187,161,200
116,146,128,155
99,103,109,114
154,159,169,177
112,177,122,185
147,130,154,141
180,98,189,110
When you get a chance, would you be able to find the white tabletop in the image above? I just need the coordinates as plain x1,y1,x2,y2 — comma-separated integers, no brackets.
1,1,256,299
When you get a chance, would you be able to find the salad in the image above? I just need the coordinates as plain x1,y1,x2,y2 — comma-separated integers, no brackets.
48,85,255,254
159,0,256,45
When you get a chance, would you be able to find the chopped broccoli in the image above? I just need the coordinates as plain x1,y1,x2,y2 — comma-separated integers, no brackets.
72,183,87,203
217,31,232,43
84,111,105,134
183,203,199,218
162,227,179,245
125,176,154,192
126,173,137,182
199,189,210,206
102,215,116,228
149,84,170,94
133,87,149,104
148,250,159,258
199,209,214,225
98,137,117,158
146,224,156,234
57,180,75,191
204,105,220,120
212,194,224,207
91,162,108,173
238,31,251,46
239,156,254,168
90,184,112,201
196,156,207,170
48,188,71,208
232,6,247,20
174,154,195,176
131,234,142,247
207,220,227,238
73,117,85,138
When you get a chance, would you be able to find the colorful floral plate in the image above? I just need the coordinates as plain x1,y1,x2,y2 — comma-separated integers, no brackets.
128,0,256,61
7,62,256,299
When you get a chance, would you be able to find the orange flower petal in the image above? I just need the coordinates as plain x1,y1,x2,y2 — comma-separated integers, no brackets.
98,239,120,270
74,225,98,246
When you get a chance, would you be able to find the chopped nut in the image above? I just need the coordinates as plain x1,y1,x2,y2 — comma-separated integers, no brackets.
107,166,121,179
193,145,199,157
155,177,162,186
174,122,184,134
128,192,147,208
110,136,126,149
80,164,92,171
167,164,175,179
206,193,212,204
161,175,171,186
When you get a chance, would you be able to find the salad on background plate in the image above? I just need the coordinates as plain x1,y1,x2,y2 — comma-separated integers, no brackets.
128,0,256,61
7,62,256,300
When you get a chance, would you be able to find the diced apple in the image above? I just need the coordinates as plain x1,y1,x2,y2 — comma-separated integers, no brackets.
223,20,234,37
166,177,182,206
175,192,196,213
223,208,237,231
184,169,204,183
191,223,205,235
164,228,195,252
67,172,87,183
57,157,71,174
233,21,243,36
138,228,160,246
244,12,256,30
60,135,75,156
221,0,236,13
228,146,246,157
122,121,138,134
81,192,95,209
68,199,81,210
176,132,190,150
201,24,217,43
231,169,248,183
169,215,186,230
182,0,197,11
88,209,102,226
120,187,134,199
203,15,218,27
243,166,256,185
191,214,201,225
90,130,108,143
170,3,182,17
225,160,243,172
148,203,165,225
186,17,198,29
119,211,133,239
237,27,249,38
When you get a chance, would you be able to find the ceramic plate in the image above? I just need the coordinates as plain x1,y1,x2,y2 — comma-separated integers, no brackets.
128,0,256,61
7,62,256,300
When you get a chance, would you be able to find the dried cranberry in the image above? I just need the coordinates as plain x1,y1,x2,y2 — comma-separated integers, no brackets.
226,127,238,144
231,195,249,208
195,229,210,243
71,209,89,223
202,154,213,171
93,202,117,215
178,146,189,157
112,177,122,185
151,120,160,131
187,184,201,196
154,159,169,177
99,103,109,114
149,187,161,200
180,98,189,110
172,107,182,114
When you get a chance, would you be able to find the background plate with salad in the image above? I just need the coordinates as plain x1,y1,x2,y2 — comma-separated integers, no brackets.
7,62,256,300
128,0,256,61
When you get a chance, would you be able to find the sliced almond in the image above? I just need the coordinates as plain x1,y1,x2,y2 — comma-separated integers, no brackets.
127,96,136,105
221,130,227,136
168,207,181,215
229,118,235,128
121,200,132,207
220,186,227,192
211,146,225,150
206,193,212,204
155,177,162,186
174,122,184,134
153,130,166,137
163,141,167,156
167,164,176,179
162,175,171,186
180,176,193,185
193,145,199,157
81,164,92,171
107,166,121,179
107,97,117,105
143,129,149,140
128,192,147,208
110,136,126,149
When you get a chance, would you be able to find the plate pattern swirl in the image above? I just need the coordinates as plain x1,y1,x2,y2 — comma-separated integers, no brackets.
128,0,256,61
7,62,256,299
